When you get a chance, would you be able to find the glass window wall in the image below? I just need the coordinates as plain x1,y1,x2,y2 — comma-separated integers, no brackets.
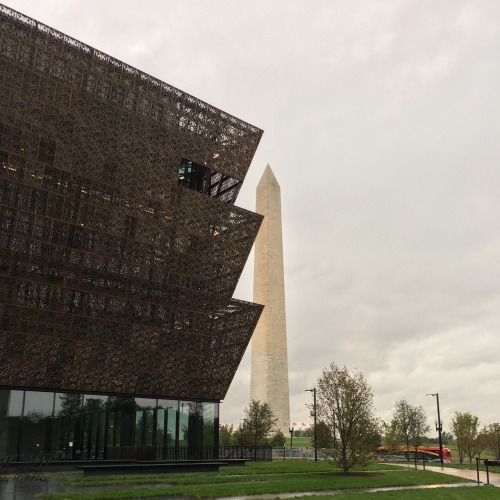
0,388,218,460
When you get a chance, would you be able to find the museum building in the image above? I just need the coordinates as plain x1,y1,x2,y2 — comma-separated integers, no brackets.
0,5,263,460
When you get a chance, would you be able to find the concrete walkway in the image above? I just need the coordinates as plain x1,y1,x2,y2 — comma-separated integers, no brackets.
393,463,500,487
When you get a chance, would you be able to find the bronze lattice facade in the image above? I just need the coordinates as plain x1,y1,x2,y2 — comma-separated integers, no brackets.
0,6,263,459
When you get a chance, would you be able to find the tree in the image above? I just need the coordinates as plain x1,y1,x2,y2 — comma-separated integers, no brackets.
383,419,402,453
451,412,479,464
484,423,500,459
313,421,334,449
302,426,313,438
472,428,490,459
243,400,278,448
233,424,246,447
388,399,429,466
219,424,235,446
316,363,381,473
441,431,454,445
269,429,286,447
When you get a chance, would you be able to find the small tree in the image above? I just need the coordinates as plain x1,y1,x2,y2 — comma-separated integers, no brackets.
485,423,500,459
219,424,234,446
451,412,479,464
243,400,278,448
388,399,429,466
233,424,248,447
472,428,490,460
410,406,430,467
313,421,334,449
316,363,380,473
382,419,401,454
303,426,313,438
441,431,454,445
269,429,286,447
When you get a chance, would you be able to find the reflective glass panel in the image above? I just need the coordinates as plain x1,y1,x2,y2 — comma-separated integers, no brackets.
82,395,107,459
180,401,204,459
178,401,191,449
134,398,156,447
20,391,54,455
106,396,135,451
0,389,24,458
52,393,82,459
202,402,215,447
157,399,177,446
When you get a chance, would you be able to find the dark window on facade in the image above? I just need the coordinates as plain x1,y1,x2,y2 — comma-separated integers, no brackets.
42,166,60,190
38,137,56,164
124,215,137,239
47,193,64,219
30,188,48,214
178,159,211,195
68,225,83,248
177,158,241,203
0,180,8,206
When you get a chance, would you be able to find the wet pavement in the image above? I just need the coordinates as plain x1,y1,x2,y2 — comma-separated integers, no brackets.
394,463,500,487
0,477,67,499
0,477,175,499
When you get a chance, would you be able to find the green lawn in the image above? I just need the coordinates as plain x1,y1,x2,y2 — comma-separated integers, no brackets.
300,486,499,499
37,460,478,500
287,436,313,447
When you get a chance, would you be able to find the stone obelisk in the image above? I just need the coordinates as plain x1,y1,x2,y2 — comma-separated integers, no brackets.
251,165,290,434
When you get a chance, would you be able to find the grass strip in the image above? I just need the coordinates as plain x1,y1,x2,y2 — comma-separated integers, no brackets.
56,462,403,487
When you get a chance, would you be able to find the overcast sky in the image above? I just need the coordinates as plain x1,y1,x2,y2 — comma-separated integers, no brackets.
6,0,500,434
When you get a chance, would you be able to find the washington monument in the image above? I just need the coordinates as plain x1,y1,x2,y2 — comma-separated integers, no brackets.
251,165,290,434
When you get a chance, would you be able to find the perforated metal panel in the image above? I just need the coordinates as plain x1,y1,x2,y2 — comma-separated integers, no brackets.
0,5,263,401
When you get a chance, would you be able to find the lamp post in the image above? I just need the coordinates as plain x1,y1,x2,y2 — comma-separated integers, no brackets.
426,393,443,467
306,388,318,462
239,419,245,459
289,425,294,456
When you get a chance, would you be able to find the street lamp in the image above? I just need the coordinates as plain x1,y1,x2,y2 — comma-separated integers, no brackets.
306,388,318,462
289,425,294,452
238,419,246,459
426,393,443,467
